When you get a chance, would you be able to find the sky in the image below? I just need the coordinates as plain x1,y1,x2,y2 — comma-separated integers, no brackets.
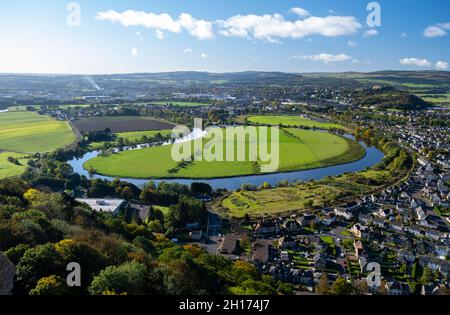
0,0,449,74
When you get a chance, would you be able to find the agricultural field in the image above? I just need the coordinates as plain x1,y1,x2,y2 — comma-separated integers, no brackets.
7,104,91,112
416,93,450,105
0,152,28,179
84,127,364,179
247,115,344,130
150,101,211,107
0,111,76,153
72,116,175,133
115,130,172,142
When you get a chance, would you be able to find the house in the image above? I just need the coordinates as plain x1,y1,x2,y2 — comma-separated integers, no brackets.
385,280,408,295
397,249,416,264
334,207,353,220
280,251,290,263
297,214,318,227
350,224,368,238
0,252,15,295
415,207,427,221
321,213,336,226
252,240,272,265
359,213,372,225
218,234,239,254
434,245,449,259
314,253,327,270
254,221,277,236
278,235,296,249
389,222,404,233
372,217,386,228
354,240,365,258
425,229,441,241
282,219,301,233
408,225,422,237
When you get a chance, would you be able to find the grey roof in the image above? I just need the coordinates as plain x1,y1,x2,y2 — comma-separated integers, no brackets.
0,252,15,295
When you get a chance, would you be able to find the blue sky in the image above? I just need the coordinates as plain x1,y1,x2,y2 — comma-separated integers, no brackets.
0,0,449,74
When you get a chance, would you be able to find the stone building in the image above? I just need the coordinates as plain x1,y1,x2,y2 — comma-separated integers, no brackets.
0,252,15,295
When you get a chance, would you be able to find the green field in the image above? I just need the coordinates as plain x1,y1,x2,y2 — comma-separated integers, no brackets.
84,127,364,179
247,115,344,130
151,101,211,107
116,130,172,142
417,93,450,104
0,112,76,153
7,104,91,112
0,152,28,179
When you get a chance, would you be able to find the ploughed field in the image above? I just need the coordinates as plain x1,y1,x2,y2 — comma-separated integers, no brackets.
84,127,365,179
72,116,175,133
247,115,344,130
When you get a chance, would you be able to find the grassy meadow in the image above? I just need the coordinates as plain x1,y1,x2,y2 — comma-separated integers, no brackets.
247,115,344,130
0,152,28,179
0,111,76,153
84,127,364,179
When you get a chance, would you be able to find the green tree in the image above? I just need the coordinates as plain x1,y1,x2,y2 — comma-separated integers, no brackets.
29,275,69,295
331,278,353,295
89,262,147,295
316,273,329,295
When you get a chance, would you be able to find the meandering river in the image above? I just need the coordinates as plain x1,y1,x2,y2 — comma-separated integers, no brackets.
67,134,384,191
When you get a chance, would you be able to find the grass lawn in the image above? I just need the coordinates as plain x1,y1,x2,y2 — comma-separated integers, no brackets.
151,101,211,107
0,152,28,179
0,111,76,153
84,127,364,179
247,115,344,130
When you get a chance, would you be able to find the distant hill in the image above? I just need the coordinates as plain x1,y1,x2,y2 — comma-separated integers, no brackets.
352,86,431,110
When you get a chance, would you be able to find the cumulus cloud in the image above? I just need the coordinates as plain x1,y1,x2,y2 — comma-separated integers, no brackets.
217,14,361,42
423,26,446,38
363,29,378,37
436,61,449,70
347,40,357,47
130,48,139,58
96,10,214,40
423,22,450,38
97,9,363,43
183,48,192,53
290,7,310,17
201,52,208,59
399,58,431,67
294,53,353,64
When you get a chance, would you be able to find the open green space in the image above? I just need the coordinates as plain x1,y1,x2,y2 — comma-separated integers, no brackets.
247,115,344,130
0,111,76,153
84,127,364,180
0,152,29,179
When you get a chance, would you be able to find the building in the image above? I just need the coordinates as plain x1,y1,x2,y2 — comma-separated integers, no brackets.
0,252,15,295
218,234,239,255
76,198,126,214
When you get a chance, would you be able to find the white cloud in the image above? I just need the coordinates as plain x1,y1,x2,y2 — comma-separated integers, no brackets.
130,48,139,58
347,40,357,47
96,10,213,40
436,61,449,70
399,58,431,67
423,26,446,38
363,29,378,37
183,48,192,53
155,29,165,39
217,14,361,42
294,53,353,64
201,53,208,59
290,7,310,18
423,22,450,38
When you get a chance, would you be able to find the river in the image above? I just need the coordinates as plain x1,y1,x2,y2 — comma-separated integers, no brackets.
67,134,384,191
